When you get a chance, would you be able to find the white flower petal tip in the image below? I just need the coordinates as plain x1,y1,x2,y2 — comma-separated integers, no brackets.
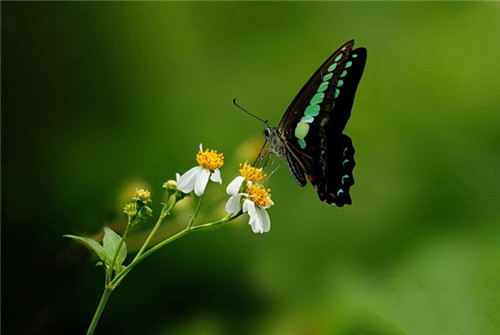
226,176,245,195
257,207,271,233
210,168,222,184
199,143,203,151
194,168,211,196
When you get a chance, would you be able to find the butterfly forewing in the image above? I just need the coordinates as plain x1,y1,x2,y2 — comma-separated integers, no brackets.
275,40,367,206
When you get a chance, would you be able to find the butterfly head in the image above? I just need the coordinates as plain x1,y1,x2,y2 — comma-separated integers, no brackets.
263,126,286,156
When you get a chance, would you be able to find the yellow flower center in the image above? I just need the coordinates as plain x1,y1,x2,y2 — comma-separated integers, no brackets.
239,163,266,182
196,148,224,170
247,184,273,207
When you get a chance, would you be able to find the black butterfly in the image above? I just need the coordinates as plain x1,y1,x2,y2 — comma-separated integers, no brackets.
262,40,367,206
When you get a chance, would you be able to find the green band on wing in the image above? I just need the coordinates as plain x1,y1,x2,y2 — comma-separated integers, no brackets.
328,63,337,72
337,80,344,87
345,61,353,68
334,54,343,62
295,122,310,139
323,72,333,81
298,139,307,149
304,105,320,116
310,92,325,105
317,81,329,93
334,89,340,99
300,116,315,123
340,70,347,78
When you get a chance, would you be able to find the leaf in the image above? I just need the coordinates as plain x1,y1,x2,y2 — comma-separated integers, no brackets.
102,227,127,272
64,234,106,261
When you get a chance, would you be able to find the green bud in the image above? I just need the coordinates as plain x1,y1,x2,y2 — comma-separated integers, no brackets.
123,202,137,216
134,189,151,202
163,180,177,190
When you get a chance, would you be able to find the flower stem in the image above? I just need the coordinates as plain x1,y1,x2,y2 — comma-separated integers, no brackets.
86,287,113,335
133,195,176,262
187,193,204,229
190,212,241,231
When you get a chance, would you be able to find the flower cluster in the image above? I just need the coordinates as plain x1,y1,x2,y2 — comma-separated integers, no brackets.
65,143,277,335
177,146,274,233
225,164,273,233
123,188,153,226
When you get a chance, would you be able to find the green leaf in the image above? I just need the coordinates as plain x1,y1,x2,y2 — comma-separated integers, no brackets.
64,234,106,261
102,227,127,272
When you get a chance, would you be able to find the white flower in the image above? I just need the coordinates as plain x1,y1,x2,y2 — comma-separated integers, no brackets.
177,144,224,196
225,178,273,234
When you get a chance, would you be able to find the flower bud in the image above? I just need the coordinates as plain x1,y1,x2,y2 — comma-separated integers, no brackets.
135,189,151,202
163,180,177,190
123,202,138,216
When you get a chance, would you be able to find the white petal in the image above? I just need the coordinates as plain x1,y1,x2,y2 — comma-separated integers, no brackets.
175,173,181,182
225,194,243,213
199,143,203,151
256,207,271,233
194,168,210,196
210,168,222,184
177,166,202,193
243,200,264,233
242,198,255,215
226,176,245,195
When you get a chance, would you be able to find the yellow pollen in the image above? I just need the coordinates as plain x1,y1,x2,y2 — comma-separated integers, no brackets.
196,148,224,170
239,163,266,182
247,184,273,207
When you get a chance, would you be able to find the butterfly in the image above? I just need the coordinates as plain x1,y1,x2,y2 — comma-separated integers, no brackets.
261,40,367,206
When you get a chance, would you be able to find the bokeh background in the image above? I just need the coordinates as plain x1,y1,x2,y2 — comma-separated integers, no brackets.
3,2,500,334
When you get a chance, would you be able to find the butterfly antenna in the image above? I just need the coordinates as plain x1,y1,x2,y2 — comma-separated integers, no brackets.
233,98,269,127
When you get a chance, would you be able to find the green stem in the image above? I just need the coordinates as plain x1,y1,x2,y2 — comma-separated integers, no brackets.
187,193,204,229
86,287,113,335
133,196,176,262
190,212,240,231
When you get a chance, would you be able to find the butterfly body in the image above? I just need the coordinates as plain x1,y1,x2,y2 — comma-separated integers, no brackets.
264,40,367,206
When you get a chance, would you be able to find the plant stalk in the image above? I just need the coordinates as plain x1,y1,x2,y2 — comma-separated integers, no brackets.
86,287,113,335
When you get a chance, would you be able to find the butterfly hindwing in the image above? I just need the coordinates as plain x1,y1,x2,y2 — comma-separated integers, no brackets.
318,133,355,206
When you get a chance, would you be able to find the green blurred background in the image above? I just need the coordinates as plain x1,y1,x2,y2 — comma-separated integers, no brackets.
3,2,500,334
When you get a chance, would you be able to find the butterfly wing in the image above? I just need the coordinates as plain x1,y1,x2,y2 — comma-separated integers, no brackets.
278,40,367,206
